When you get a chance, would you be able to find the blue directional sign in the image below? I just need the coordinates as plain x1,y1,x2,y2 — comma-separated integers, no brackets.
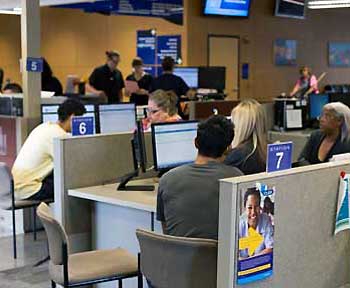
157,35,182,65
72,116,94,136
137,30,156,65
26,57,43,73
267,142,293,172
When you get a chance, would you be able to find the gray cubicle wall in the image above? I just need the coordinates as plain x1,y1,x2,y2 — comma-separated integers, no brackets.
54,132,154,252
218,161,350,288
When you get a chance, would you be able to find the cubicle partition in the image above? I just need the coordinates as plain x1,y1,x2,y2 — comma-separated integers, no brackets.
218,161,350,288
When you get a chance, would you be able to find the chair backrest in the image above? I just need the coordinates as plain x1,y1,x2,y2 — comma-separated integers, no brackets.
0,162,13,209
37,202,69,265
136,229,218,288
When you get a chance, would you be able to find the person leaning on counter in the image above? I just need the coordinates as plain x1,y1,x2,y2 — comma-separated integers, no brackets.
86,50,125,104
12,100,86,201
289,66,319,99
298,102,350,164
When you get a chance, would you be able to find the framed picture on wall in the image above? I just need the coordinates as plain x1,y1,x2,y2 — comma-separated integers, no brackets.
329,42,350,67
274,39,297,66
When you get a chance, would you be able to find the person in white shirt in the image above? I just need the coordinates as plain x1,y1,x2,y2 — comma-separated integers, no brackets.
12,99,86,200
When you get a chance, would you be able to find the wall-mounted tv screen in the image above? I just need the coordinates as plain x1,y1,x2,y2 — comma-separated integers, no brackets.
203,0,251,17
275,0,306,19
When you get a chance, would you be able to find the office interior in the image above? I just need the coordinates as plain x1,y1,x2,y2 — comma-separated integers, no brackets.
1,0,350,287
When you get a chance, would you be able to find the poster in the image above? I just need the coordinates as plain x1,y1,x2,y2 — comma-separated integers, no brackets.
237,183,275,285
329,42,350,67
274,39,297,66
335,172,350,235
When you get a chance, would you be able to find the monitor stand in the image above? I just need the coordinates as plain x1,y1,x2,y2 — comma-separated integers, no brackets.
116,170,155,191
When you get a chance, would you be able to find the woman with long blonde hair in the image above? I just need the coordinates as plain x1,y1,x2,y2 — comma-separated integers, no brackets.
224,99,267,175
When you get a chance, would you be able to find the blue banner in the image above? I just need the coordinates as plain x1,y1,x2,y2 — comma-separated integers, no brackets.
137,30,156,65
157,35,182,64
57,0,183,25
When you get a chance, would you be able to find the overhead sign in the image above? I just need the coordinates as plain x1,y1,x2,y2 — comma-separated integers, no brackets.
137,30,156,65
157,35,182,65
72,116,94,136
26,57,43,73
266,142,293,173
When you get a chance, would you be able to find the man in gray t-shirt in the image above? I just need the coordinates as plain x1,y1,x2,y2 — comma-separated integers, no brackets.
156,115,243,240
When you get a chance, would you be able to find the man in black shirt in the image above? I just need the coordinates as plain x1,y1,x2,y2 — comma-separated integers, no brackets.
152,56,189,101
86,50,125,104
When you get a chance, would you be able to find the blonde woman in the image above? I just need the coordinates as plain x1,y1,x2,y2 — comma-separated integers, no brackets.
224,99,267,175
143,89,182,130
299,102,350,164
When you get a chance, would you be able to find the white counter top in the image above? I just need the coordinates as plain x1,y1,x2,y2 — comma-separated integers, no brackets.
68,178,158,213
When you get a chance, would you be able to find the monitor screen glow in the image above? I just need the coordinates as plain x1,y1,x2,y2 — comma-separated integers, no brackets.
203,0,251,17
99,103,136,134
152,121,198,170
173,67,199,88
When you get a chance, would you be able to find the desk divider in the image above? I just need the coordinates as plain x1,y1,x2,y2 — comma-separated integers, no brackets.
218,161,350,288
53,132,153,252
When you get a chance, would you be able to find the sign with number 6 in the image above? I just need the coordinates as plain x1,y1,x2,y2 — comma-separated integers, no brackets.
72,116,94,136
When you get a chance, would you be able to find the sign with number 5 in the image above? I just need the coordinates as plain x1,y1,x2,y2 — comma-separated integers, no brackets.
267,142,293,173
72,116,94,136
26,57,43,72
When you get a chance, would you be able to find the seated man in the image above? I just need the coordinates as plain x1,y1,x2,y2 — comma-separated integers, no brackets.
12,99,86,201
156,115,243,240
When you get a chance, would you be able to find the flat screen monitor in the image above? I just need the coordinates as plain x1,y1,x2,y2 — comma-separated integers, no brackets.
309,94,329,119
41,104,97,133
275,0,306,19
98,103,136,134
329,93,350,108
173,67,199,88
203,0,251,17
152,121,198,170
199,67,226,91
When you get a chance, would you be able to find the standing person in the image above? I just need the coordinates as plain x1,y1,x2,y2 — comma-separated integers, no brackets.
156,115,243,240
12,99,86,201
298,102,350,164
125,57,153,106
290,66,319,99
86,50,125,103
224,99,267,175
41,58,63,96
151,56,189,103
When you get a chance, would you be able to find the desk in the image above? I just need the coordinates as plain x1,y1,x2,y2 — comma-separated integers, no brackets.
68,178,161,288
268,129,313,162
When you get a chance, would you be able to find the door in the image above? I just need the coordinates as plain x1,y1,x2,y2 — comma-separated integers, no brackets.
208,35,240,100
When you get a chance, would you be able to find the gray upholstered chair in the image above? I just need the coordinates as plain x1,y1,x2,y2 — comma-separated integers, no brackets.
0,162,53,259
136,229,218,288
37,202,142,288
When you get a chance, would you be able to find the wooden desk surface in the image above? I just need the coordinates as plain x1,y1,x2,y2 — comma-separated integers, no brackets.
68,178,158,213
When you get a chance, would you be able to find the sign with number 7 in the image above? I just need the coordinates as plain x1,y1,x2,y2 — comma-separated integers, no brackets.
267,142,293,172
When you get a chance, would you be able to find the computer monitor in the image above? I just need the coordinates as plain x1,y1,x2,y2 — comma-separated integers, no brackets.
41,104,60,123
152,121,198,171
198,66,226,91
329,93,350,108
41,104,97,133
98,103,136,134
309,94,329,119
173,67,199,88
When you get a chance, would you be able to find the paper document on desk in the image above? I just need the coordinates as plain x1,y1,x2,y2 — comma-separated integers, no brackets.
125,80,139,94
335,173,350,235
